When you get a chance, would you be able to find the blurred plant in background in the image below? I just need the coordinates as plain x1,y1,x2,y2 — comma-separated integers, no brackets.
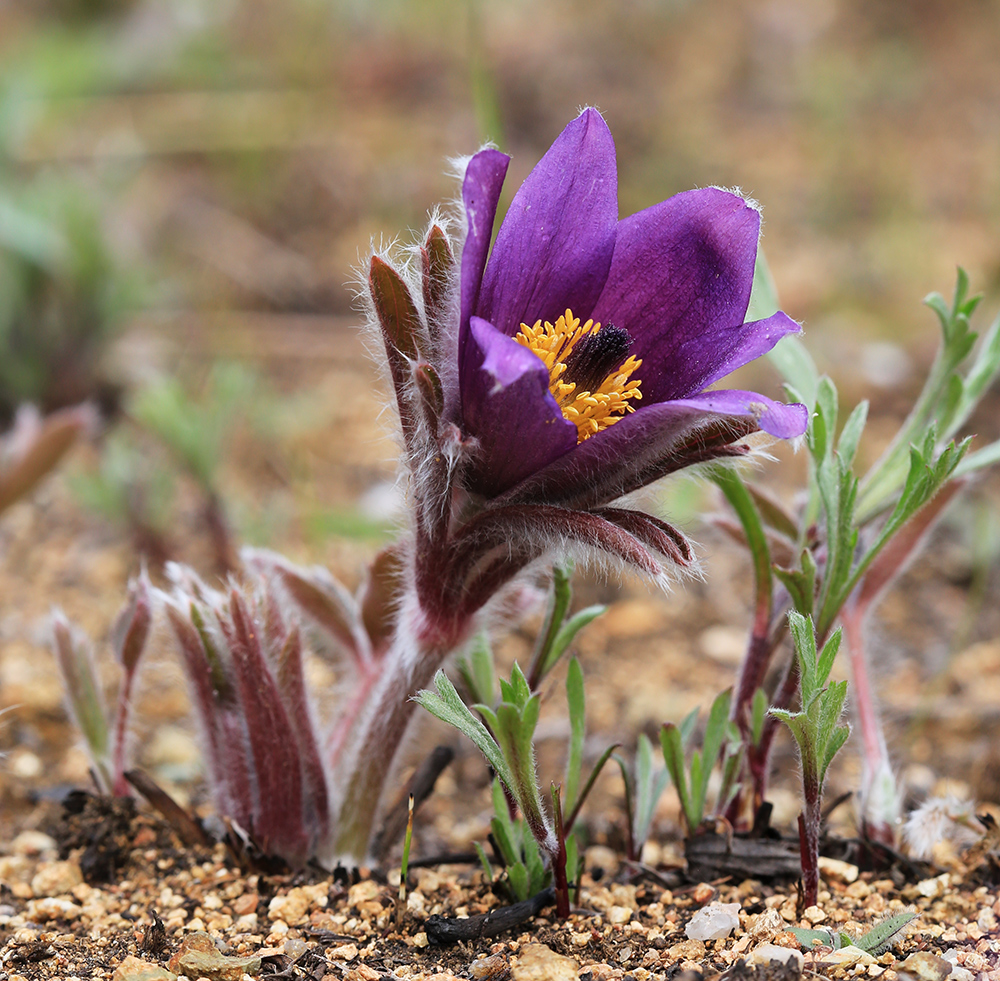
0,166,136,422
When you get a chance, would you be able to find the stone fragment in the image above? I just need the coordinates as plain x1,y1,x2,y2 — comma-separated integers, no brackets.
232,891,258,916
916,873,949,899
348,880,381,905
344,966,381,981
30,860,83,897
468,951,510,979
166,931,262,981
512,942,579,981
811,945,877,968
943,968,973,981
112,956,178,981
11,831,57,857
750,944,804,968
25,896,82,921
748,907,784,941
667,939,707,962
802,904,826,924
977,905,997,932
267,888,310,924
329,943,359,960
583,845,620,877
691,882,716,904
896,951,952,981
607,905,632,924
817,857,859,883
685,902,741,941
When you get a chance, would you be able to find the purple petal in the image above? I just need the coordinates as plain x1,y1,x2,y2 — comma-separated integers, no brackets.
695,311,802,389
459,149,510,366
680,389,809,439
477,108,619,336
462,317,577,496
591,188,771,402
495,391,805,509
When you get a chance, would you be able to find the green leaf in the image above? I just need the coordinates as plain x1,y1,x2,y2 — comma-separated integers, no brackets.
713,470,772,622
474,841,495,887
659,723,695,832
529,564,574,686
540,605,606,679
815,628,843,691
566,742,619,832
564,833,579,887
564,657,585,815
746,484,800,542
457,632,498,707
774,559,815,616
854,911,918,954
506,861,530,902
837,400,869,470
692,689,731,820
416,671,513,789
788,926,838,949
631,733,668,852
788,611,819,700
678,706,699,745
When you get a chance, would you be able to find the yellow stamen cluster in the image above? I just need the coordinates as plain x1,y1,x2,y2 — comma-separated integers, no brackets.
515,309,642,443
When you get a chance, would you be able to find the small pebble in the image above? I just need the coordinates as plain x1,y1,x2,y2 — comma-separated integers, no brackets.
811,945,877,968
30,860,83,897
818,857,859,883
750,944,804,968
685,902,741,941
691,882,716,905
11,831,57,857
896,951,951,981
803,904,827,925
469,952,510,979
512,943,578,981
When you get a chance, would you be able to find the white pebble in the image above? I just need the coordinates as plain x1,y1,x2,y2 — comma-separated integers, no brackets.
685,901,741,941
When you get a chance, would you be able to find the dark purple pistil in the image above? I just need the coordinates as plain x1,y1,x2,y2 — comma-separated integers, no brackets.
562,322,633,392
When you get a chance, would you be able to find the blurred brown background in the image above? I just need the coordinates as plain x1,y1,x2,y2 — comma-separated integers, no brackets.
2,0,1000,834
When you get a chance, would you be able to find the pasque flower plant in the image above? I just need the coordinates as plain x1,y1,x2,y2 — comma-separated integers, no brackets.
351,108,806,861
56,109,807,867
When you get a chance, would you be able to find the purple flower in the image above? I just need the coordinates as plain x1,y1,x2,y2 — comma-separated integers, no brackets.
457,108,807,502
368,108,808,638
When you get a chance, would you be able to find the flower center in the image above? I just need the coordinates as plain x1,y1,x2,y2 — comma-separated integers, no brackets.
515,309,642,442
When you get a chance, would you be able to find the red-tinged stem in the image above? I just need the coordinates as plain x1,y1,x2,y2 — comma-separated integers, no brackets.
551,786,571,920
327,645,448,863
111,670,136,797
842,603,883,782
205,491,237,576
325,663,381,767
746,648,800,814
842,601,896,845
798,801,820,910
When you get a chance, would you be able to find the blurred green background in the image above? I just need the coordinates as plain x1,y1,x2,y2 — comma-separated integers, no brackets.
2,0,1000,561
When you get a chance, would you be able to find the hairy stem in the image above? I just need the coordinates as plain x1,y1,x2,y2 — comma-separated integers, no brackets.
326,605,460,863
